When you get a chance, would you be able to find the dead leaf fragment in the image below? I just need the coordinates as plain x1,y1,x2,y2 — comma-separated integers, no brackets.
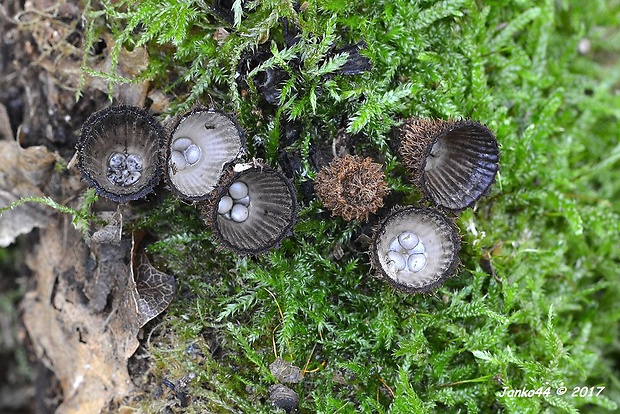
22,212,176,413
0,103,13,140
0,140,57,247
269,358,303,384
111,235,176,361
90,210,123,245
131,248,176,329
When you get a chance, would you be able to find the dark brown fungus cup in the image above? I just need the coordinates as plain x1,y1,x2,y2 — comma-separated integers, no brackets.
204,163,298,255
77,105,164,203
166,107,244,201
314,154,389,222
371,206,460,293
268,384,299,413
397,118,499,211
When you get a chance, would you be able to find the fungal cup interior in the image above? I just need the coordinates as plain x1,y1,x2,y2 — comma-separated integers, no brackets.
213,168,297,254
374,208,460,292
378,217,445,285
421,121,499,210
167,109,243,200
79,107,163,202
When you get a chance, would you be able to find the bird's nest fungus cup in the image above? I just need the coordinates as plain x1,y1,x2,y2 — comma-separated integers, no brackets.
205,163,298,255
372,206,461,293
314,154,389,222
397,118,499,211
77,106,164,203
166,107,244,201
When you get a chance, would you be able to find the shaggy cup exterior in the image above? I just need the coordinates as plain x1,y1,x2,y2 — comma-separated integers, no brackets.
314,154,389,222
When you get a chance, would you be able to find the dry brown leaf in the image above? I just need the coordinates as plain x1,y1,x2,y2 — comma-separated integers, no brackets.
22,212,175,412
130,242,177,330
0,103,13,140
91,210,123,245
147,90,171,114
22,219,134,414
0,139,57,246
112,234,176,359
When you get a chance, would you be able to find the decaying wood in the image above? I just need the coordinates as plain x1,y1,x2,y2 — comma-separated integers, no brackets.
22,216,134,414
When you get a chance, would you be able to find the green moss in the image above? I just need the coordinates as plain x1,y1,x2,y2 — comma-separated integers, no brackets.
81,0,620,412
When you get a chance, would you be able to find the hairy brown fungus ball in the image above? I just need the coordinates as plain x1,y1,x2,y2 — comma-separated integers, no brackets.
77,106,164,203
397,118,499,211
314,154,389,222
166,107,244,201
371,206,460,293
204,163,298,255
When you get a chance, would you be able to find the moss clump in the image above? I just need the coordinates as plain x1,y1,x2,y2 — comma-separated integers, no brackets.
75,0,620,412
315,154,389,222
